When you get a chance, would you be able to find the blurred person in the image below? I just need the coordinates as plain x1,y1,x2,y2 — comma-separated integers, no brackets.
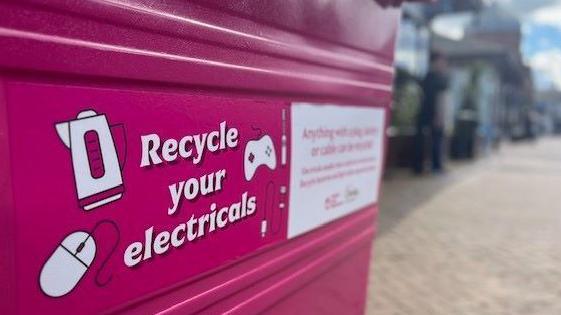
413,51,449,174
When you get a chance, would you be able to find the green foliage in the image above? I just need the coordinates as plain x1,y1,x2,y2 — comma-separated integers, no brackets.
392,69,422,130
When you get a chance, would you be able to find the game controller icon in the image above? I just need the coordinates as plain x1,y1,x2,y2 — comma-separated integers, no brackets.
244,135,277,181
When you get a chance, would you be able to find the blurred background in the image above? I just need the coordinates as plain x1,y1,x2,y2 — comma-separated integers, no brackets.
368,0,561,314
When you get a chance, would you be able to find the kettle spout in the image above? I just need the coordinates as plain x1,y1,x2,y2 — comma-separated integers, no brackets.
55,122,71,148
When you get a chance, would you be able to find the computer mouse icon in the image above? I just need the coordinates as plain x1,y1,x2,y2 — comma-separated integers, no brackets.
39,231,96,297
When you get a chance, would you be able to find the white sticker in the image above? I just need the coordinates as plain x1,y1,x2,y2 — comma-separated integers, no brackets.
288,103,385,238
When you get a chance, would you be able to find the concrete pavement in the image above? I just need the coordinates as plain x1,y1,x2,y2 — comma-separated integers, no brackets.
367,138,561,315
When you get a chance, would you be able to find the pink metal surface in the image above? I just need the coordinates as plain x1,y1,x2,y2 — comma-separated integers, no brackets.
0,1,401,314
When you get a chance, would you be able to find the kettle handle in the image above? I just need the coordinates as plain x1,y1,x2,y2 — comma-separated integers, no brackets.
110,124,127,169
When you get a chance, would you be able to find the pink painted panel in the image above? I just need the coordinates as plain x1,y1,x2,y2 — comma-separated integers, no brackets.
0,0,401,314
5,81,289,313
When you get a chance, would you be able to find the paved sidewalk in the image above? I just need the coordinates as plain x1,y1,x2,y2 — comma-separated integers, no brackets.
367,138,561,315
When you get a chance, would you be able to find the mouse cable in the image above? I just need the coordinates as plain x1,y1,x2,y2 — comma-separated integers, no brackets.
78,219,121,287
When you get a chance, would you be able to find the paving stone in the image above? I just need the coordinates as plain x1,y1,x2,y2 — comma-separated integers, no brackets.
367,138,561,315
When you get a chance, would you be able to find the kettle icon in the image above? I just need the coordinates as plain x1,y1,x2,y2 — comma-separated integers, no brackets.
55,110,126,211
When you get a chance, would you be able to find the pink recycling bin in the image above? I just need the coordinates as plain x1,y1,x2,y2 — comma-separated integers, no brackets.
0,1,402,314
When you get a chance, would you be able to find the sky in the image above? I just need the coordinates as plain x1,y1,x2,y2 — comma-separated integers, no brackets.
433,0,561,91
520,1,561,90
